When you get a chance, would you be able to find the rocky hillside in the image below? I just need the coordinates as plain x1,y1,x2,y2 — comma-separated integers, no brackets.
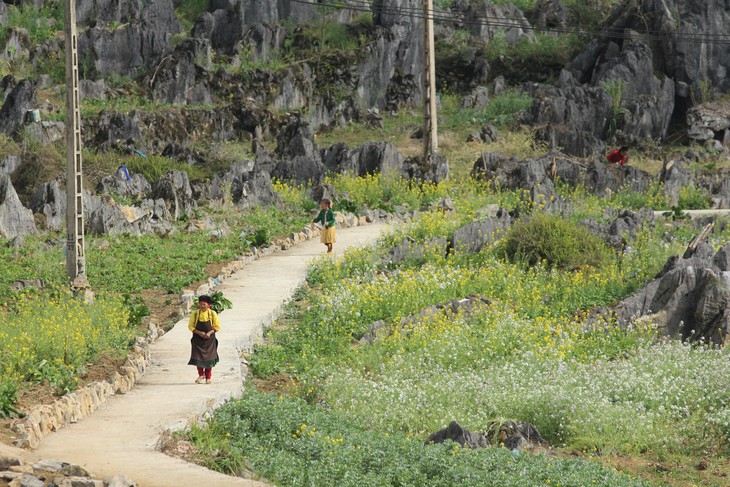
0,0,730,240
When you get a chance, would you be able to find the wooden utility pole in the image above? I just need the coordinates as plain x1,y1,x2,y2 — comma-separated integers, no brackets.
65,0,89,289
423,0,438,164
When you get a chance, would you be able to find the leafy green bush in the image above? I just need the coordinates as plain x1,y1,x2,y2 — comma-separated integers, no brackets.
208,291,232,314
678,185,711,210
610,180,667,210
173,0,208,31
0,378,19,418
496,213,610,270
474,89,533,128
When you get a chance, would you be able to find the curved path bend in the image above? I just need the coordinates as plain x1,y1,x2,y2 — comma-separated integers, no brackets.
30,223,385,487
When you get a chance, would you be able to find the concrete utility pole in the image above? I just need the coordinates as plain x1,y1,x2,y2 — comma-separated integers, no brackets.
65,0,89,289
423,0,438,164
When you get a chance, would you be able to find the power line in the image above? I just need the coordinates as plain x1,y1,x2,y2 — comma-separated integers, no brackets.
290,0,730,45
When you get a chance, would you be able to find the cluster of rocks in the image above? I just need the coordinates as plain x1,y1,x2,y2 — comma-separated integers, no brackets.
615,238,730,344
426,420,547,451
519,0,730,156
0,458,134,487
470,150,730,211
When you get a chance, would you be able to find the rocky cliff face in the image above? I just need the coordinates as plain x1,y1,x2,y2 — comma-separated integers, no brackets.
1,0,730,239
523,0,730,155
77,0,182,78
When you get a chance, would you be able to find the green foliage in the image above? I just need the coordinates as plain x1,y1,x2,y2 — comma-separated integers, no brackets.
474,89,533,128
677,185,711,209
208,290,233,314
496,213,610,270
0,378,19,418
487,32,584,83
662,206,690,221
609,180,668,210
186,390,650,487
85,228,251,294
5,2,63,44
173,0,208,31
601,79,630,139
0,288,134,400
122,294,151,328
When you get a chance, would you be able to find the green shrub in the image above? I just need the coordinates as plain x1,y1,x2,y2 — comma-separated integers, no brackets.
0,378,19,418
474,89,533,128
173,0,208,31
677,185,711,210
610,180,667,210
208,291,233,314
496,213,610,270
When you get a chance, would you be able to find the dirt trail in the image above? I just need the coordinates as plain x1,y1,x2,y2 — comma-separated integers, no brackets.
28,223,385,487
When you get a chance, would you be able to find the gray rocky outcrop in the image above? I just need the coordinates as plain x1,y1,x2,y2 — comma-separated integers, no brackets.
523,39,675,157
425,421,489,449
0,77,35,137
471,152,654,200
191,0,316,55
85,108,240,154
24,120,65,146
466,124,498,144
86,111,143,151
308,93,360,132
453,208,512,254
388,237,448,266
0,155,21,176
532,0,730,150
659,159,694,207
485,421,548,450
79,79,109,101
358,0,424,110
77,0,182,78
30,179,65,231
460,86,489,110
322,141,404,177
213,162,281,210
269,117,325,185
615,241,730,344
85,192,152,236
0,458,135,487
581,208,655,250
455,1,535,45
0,174,36,238
425,420,547,451
96,173,152,200
361,296,494,344
687,99,730,144
1,28,31,63
147,38,214,106
151,170,196,221
402,153,450,183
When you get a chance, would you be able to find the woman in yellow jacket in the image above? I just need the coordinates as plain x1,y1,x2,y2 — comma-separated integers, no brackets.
187,295,220,384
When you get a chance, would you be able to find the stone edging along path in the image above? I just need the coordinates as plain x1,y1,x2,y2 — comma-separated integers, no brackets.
9,210,393,481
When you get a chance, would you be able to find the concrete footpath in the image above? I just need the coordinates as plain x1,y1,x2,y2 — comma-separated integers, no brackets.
31,223,384,487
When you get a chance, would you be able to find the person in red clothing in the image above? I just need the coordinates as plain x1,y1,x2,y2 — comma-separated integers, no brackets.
606,146,629,166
